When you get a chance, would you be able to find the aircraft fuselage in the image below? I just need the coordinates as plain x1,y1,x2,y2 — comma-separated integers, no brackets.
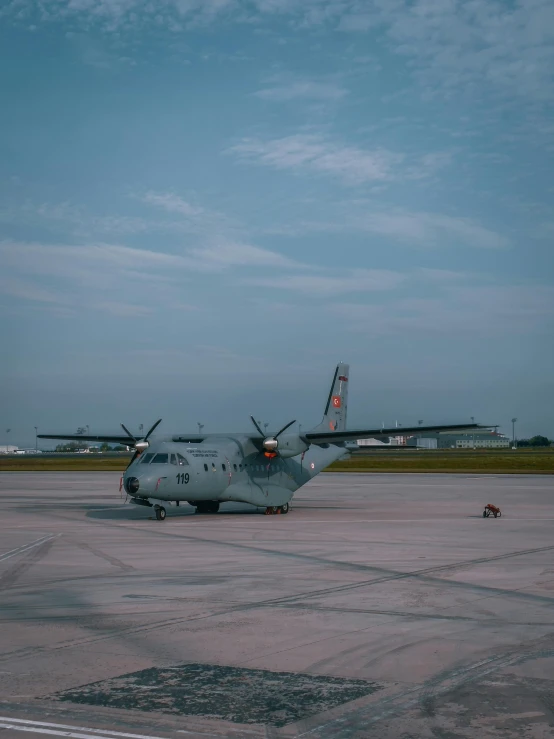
123,434,345,510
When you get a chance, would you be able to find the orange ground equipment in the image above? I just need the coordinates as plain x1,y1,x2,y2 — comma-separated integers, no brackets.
483,503,501,518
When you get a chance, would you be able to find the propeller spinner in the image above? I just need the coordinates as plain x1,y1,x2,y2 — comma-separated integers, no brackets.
121,418,162,465
250,416,296,457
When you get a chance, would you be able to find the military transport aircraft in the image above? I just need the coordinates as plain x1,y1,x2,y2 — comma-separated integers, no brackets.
39,363,485,520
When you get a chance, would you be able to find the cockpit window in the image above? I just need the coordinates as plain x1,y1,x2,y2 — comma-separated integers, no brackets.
151,453,169,464
140,453,154,464
177,453,189,466
170,454,177,465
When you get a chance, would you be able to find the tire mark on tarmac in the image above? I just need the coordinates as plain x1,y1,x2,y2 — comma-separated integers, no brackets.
67,539,134,572
296,640,554,738
52,507,554,608
1,549,553,665
0,539,56,592
2,510,552,664
85,514,554,608
270,603,554,626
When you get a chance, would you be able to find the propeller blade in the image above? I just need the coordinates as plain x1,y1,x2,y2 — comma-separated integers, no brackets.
120,423,137,442
144,418,162,440
250,416,265,437
126,449,141,469
274,419,296,439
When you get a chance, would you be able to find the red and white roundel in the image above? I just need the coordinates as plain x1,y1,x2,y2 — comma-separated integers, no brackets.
332,395,341,408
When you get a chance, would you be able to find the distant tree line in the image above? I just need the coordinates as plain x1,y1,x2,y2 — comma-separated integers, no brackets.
516,436,552,447
54,442,128,452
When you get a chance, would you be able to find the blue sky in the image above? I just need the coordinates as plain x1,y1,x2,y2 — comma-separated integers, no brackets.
1,0,553,445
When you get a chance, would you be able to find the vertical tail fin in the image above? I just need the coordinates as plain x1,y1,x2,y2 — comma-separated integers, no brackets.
311,363,349,433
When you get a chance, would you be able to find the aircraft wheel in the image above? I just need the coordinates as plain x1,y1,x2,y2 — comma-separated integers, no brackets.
207,501,220,514
280,503,289,514
482,510,487,518
155,506,166,521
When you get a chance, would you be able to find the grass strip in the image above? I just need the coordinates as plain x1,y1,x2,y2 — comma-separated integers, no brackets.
1,451,553,474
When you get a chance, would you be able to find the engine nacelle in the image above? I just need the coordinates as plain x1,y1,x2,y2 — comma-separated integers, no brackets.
274,434,309,458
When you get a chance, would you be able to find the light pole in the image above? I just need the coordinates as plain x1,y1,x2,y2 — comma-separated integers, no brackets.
139,424,144,434
511,418,517,449
34,426,38,453
471,416,475,450
197,423,204,435
264,423,269,434
5,428,11,453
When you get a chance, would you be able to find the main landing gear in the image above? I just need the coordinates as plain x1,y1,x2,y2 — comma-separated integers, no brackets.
194,501,220,514
154,505,166,521
264,503,289,515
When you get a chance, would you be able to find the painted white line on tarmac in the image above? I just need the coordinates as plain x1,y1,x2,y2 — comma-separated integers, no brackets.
0,536,57,563
0,717,210,739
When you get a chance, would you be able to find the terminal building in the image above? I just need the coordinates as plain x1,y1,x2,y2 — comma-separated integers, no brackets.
356,431,510,449
406,431,510,449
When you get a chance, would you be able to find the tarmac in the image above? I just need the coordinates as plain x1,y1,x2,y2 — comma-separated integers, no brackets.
1,472,554,738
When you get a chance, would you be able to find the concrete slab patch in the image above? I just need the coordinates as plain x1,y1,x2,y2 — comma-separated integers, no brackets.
47,663,383,727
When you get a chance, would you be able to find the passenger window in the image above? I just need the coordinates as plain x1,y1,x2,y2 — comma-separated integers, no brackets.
233,464,237,471
177,453,189,466
170,454,177,465
151,453,168,464
204,464,208,471
141,453,154,464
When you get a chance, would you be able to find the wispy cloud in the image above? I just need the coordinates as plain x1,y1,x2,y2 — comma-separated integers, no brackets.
141,191,205,218
0,228,305,316
0,276,67,305
1,192,235,241
382,0,554,102
352,210,509,250
333,284,554,337
243,269,406,295
254,74,348,102
276,206,509,250
337,13,375,32
1,240,198,277
229,134,401,184
5,0,552,106
188,239,301,268
228,132,454,185
94,301,153,317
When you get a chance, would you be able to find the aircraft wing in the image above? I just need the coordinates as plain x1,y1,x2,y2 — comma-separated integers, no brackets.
37,433,133,445
305,423,488,445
